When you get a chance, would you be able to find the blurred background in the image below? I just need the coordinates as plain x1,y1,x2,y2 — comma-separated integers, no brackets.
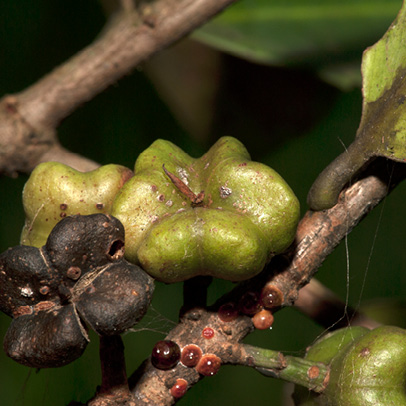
0,0,405,405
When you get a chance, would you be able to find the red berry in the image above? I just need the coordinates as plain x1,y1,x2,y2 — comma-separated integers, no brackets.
218,302,238,322
170,378,188,398
196,354,221,376
252,309,274,330
151,340,181,370
202,327,215,339
260,285,283,309
181,344,202,367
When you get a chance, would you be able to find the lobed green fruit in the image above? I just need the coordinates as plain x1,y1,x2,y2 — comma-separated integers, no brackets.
293,326,406,406
111,136,299,282
21,162,133,247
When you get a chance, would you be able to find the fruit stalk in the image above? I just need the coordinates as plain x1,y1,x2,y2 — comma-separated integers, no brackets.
242,344,329,392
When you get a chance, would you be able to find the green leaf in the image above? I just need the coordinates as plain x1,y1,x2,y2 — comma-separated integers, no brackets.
194,0,401,88
308,0,406,210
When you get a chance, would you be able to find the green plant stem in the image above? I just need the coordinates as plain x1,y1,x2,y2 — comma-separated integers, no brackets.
242,344,329,393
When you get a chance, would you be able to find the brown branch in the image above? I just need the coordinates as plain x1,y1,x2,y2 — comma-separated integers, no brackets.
119,159,405,406
268,159,406,307
0,0,238,175
294,278,381,330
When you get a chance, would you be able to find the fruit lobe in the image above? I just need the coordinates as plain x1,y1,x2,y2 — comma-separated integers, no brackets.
21,162,133,247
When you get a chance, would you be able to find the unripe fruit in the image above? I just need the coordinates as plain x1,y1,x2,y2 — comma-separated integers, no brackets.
112,136,299,282
21,162,133,247
293,326,406,406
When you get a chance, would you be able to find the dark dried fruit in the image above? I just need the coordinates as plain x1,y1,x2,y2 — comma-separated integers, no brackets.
151,340,181,370
0,246,61,317
3,305,88,368
74,262,153,336
45,214,125,277
0,214,154,368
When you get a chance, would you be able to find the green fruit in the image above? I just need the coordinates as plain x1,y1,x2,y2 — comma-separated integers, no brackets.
293,326,406,406
21,162,133,247
111,136,299,282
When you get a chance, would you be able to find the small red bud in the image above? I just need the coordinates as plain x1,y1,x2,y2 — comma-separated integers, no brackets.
260,285,283,309
196,354,221,376
238,291,261,315
170,378,188,398
202,327,215,339
252,309,274,330
218,302,238,322
181,344,202,367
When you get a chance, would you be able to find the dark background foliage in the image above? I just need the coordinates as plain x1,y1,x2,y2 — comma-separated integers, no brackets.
0,1,405,405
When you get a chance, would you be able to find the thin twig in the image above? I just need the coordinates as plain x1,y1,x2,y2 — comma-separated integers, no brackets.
241,344,329,393
294,278,381,330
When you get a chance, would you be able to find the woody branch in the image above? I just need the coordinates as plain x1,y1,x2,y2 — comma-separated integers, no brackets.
0,0,238,176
